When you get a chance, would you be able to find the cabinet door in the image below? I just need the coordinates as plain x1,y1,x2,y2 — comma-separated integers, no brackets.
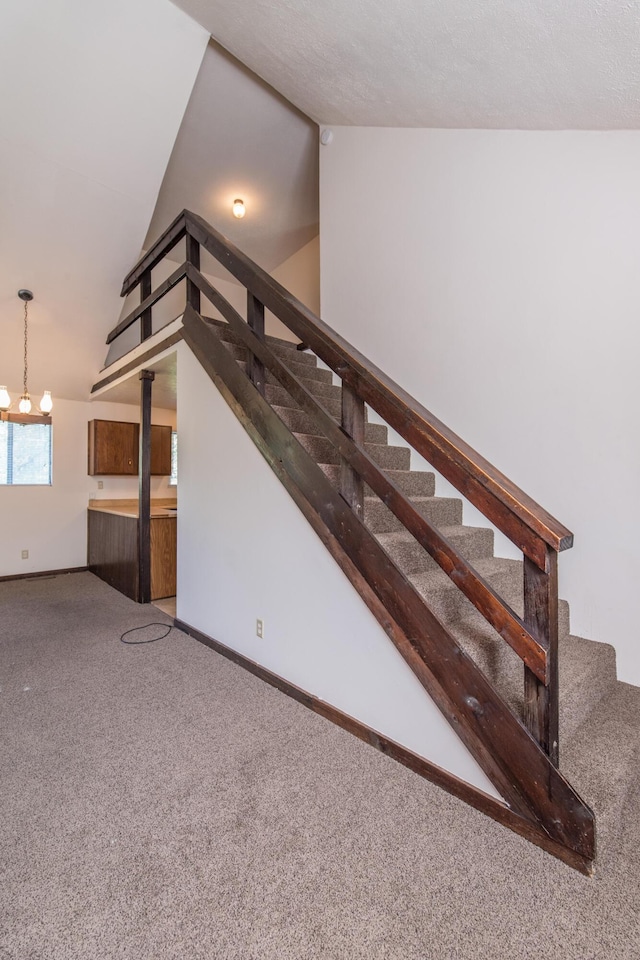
150,425,172,476
88,420,138,475
150,517,177,599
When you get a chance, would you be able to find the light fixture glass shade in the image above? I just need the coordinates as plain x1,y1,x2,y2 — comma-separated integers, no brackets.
19,394,32,414
39,390,53,414
0,386,10,411
232,198,246,219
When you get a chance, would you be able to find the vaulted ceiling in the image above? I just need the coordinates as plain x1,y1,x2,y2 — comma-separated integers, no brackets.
3,0,637,406
0,0,208,401
173,0,640,128
145,40,319,276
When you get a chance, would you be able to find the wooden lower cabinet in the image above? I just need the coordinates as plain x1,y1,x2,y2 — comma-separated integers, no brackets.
88,510,176,601
150,518,176,600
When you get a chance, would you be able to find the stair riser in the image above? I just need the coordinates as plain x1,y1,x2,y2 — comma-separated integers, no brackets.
274,406,387,444
222,338,318,368
266,362,333,385
409,596,575,726
296,435,411,471
558,637,618,743
237,361,338,397
560,683,637,853
380,528,495,576
207,317,316,363
265,384,343,416
365,496,462,533
319,465,436,497
412,561,570,643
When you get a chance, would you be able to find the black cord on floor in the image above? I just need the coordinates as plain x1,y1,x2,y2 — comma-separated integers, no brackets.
120,623,173,645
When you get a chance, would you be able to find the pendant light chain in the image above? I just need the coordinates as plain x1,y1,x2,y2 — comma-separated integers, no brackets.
1,289,52,417
23,298,29,397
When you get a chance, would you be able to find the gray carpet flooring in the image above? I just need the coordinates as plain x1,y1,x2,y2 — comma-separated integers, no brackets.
2,572,640,960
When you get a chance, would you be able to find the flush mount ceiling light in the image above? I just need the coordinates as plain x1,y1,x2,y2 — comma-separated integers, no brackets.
0,290,53,421
232,198,246,219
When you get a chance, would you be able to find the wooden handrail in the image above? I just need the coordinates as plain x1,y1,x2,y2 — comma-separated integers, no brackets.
107,262,188,344
120,211,187,297
187,264,548,683
182,211,572,571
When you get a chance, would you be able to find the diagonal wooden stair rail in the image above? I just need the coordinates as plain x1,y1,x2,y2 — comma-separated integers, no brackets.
110,209,595,872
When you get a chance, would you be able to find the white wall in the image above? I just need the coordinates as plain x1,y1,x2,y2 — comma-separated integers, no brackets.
320,128,640,685
0,399,175,577
268,235,320,341
0,0,208,402
176,343,500,797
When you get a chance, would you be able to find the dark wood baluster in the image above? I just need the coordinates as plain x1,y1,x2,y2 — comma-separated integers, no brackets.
340,383,365,519
186,233,201,313
247,293,265,395
523,547,559,766
140,269,152,341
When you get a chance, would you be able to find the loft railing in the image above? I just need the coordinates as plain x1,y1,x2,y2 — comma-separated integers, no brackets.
107,210,593,870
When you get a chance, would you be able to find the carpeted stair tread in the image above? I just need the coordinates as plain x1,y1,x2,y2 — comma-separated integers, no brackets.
409,554,568,640
265,383,343,416
376,525,495,576
295,433,411,470
265,360,333,385
558,634,619,741
205,315,313,360
410,556,524,612
273,406,387,444
561,681,640,860
236,359,340,398
365,494,462,532
318,464,436,498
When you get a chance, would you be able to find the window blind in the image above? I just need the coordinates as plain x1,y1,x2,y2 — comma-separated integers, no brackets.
0,421,52,485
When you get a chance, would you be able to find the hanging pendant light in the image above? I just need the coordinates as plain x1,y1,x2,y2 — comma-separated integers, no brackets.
1,290,53,419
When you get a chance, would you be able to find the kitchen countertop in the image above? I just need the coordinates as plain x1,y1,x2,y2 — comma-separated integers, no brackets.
88,499,177,519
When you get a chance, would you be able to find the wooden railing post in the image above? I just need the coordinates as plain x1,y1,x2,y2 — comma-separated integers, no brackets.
247,293,265,395
186,233,201,313
523,547,559,766
138,369,154,604
140,269,152,341
340,383,365,519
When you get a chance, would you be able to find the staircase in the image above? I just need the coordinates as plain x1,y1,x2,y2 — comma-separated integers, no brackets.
206,318,640,862
212,321,615,734
102,209,640,874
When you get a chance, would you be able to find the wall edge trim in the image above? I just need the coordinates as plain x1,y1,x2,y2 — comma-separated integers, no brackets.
175,616,593,875
0,566,89,583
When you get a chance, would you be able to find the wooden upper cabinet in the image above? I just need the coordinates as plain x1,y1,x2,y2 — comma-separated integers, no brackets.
88,420,173,476
88,420,137,475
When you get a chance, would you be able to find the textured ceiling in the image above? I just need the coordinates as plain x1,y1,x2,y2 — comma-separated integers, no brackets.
146,40,318,275
95,352,178,410
172,0,640,128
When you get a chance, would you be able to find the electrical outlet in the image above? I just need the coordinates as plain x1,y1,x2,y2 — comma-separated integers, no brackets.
21,549,29,560
256,618,264,639
97,480,104,489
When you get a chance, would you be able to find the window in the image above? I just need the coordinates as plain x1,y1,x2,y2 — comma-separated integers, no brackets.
169,430,178,486
0,421,52,485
